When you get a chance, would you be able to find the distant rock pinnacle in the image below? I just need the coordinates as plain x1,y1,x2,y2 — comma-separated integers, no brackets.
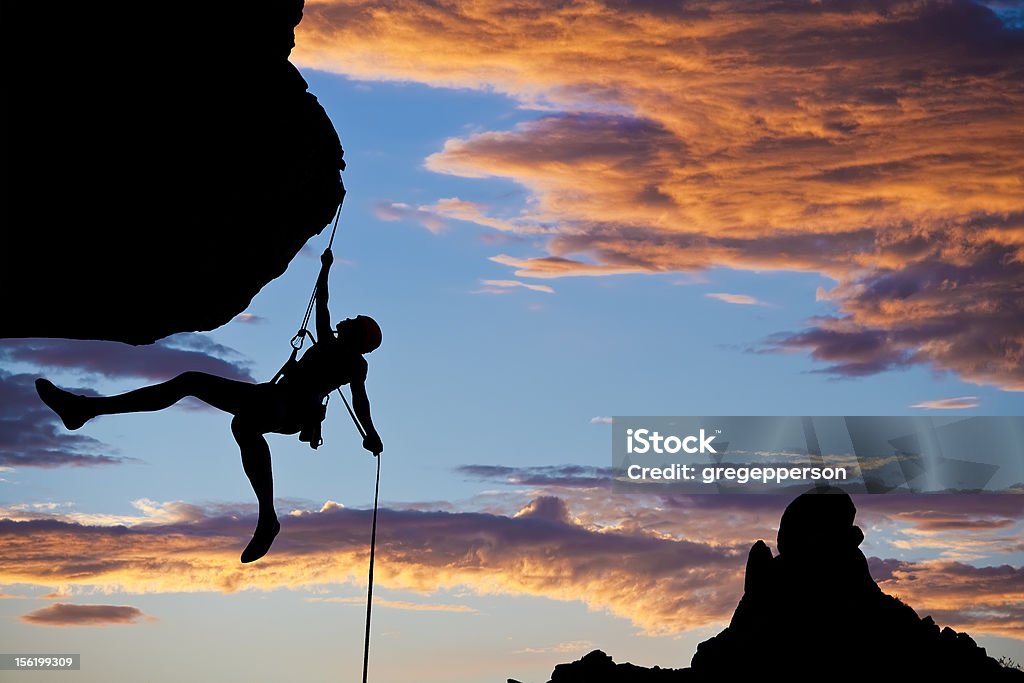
531,488,1022,682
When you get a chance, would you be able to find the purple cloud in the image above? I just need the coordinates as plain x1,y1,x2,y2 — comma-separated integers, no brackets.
0,372,123,468
20,603,151,626
457,464,614,488
0,335,254,382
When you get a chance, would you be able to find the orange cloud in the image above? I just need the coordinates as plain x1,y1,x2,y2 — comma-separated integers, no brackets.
0,499,744,635
911,396,981,410
292,0,1024,389
3,494,1023,639
873,560,1024,638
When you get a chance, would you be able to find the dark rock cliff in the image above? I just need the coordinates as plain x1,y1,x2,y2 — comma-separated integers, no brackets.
2,1,345,344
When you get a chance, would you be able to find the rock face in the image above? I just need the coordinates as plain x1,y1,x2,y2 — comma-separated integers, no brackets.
2,1,345,344
534,489,1022,682
540,649,689,682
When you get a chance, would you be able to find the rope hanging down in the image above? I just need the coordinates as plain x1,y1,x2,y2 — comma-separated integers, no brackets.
360,426,382,683
285,190,383,683
337,386,380,683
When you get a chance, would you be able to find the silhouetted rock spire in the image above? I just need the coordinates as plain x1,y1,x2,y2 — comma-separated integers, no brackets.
532,488,1022,682
694,488,1017,679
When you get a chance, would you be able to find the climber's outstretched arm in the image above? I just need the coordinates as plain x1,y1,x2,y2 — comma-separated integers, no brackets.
316,248,334,341
351,379,383,455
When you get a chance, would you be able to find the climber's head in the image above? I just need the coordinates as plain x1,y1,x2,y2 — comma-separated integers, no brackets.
337,315,382,354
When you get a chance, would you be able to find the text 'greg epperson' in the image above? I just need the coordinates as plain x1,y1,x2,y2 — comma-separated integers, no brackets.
621,424,846,487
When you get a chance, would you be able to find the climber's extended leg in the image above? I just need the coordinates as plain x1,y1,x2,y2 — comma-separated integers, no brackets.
232,415,281,563
36,372,256,430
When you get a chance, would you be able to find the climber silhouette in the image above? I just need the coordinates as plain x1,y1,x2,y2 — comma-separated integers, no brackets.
35,248,383,563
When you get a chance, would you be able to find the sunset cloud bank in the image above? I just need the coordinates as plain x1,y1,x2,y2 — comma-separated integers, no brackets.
2,494,1022,638
295,0,1024,389
0,499,743,635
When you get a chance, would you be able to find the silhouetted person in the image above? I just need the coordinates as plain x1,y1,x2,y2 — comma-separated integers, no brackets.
35,248,382,563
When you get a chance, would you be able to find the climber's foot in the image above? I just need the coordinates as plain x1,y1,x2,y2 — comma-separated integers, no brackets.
241,518,281,564
35,379,92,430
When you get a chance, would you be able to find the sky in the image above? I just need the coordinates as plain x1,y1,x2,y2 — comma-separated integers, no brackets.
2,1,1024,681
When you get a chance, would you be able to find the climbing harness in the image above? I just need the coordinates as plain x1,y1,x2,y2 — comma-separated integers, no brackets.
276,188,383,683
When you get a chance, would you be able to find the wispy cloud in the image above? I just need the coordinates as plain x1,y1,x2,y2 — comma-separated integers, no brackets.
474,279,555,295
458,464,613,488
489,253,649,279
590,416,613,425
672,273,710,286
431,198,555,235
374,198,555,236
20,603,152,627
706,293,763,306
513,640,596,655
372,201,447,233
911,396,980,410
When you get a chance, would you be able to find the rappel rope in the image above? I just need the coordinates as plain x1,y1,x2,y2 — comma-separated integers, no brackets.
288,190,382,683
293,195,345,346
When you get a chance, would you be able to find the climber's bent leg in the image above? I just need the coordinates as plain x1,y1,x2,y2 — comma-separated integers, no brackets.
232,415,280,563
